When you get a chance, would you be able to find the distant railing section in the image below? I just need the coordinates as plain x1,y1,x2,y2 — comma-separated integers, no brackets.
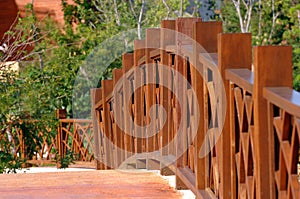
56,110,94,163
0,111,94,167
0,120,57,164
58,118,94,162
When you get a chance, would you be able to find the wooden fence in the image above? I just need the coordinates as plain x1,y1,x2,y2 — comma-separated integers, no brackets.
91,17,299,198
0,110,94,167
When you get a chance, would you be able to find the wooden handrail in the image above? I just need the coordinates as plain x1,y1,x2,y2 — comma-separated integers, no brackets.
165,44,176,53
137,55,145,66
149,49,160,59
59,119,92,123
181,44,193,57
198,53,218,70
263,87,300,118
226,68,254,93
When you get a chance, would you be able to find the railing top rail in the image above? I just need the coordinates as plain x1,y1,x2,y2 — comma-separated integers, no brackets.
138,55,146,66
263,87,300,118
150,49,160,59
59,119,93,123
181,45,193,58
226,68,254,93
198,53,218,70
94,91,113,110
166,45,176,53
95,99,103,110
104,93,113,104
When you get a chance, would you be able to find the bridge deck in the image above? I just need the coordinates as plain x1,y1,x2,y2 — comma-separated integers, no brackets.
0,170,182,199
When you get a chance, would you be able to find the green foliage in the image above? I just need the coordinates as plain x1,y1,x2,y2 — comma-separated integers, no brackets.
221,0,300,90
0,151,24,174
0,126,25,173
56,150,76,169
282,4,300,91
220,0,240,33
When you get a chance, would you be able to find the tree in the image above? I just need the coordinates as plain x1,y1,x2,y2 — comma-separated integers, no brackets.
221,0,300,90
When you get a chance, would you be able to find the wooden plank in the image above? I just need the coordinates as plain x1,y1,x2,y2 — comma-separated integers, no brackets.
253,46,293,199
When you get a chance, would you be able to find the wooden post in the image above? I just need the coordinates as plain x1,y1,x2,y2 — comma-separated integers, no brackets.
56,109,66,168
134,39,146,169
101,80,114,169
218,33,252,198
192,21,222,191
253,46,292,199
90,88,103,169
175,17,201,190
145,28,160,170
160,19,176,175
112,68,125,167
19,126,26,168
122,53,134,167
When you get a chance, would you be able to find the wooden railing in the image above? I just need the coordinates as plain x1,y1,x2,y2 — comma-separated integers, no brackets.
0,111,94,167
91,17,300,198
0,120,57,164
57,118,94,162
56,110,94,163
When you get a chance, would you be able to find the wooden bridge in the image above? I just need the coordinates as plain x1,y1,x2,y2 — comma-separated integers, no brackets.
90,17,300,199
1,17,299,199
